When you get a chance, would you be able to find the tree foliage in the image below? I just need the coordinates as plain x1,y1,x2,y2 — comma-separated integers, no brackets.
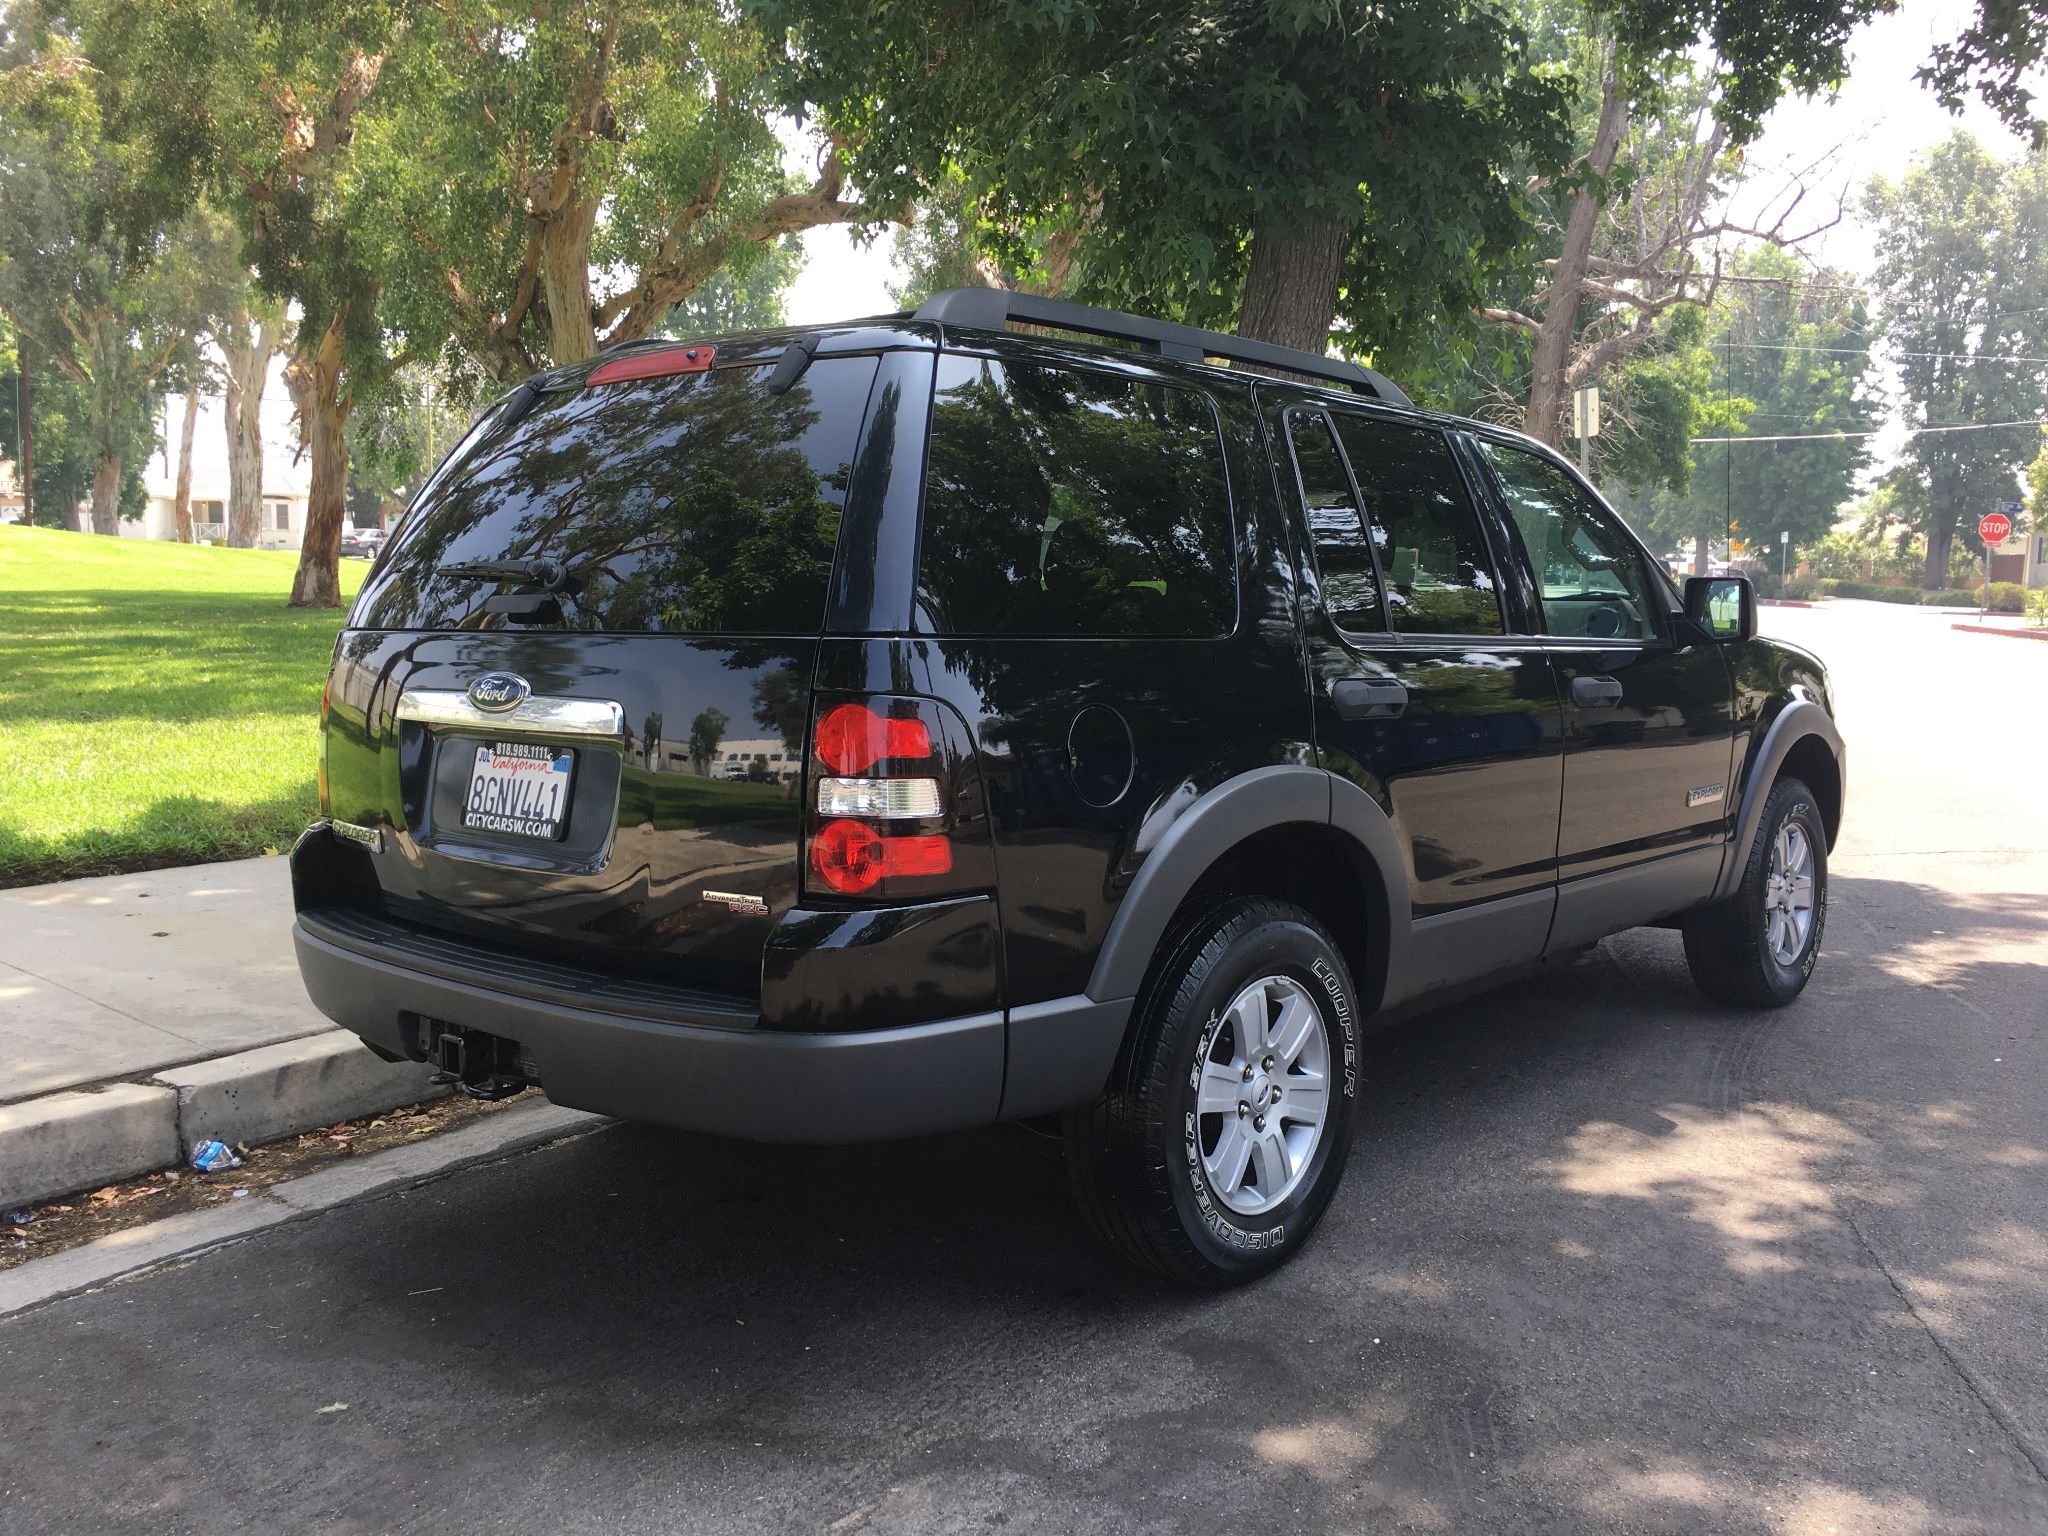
355,0,882,388
0,29,231,531
1868,131,2048,587
1614,247,1876,569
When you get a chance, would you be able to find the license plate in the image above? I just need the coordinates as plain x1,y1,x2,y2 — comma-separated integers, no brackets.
463,741,575,839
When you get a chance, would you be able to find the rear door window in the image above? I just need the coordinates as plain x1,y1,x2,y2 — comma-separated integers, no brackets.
1284,410,1382,633
915,355,1237,637
1332,416,1504,637
355,356,880,633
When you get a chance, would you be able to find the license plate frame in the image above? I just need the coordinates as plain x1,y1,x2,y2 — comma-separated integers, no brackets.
462,740,576,841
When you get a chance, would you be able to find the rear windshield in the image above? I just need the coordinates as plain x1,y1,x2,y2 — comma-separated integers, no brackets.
915,355,1237,637
354,356,879,633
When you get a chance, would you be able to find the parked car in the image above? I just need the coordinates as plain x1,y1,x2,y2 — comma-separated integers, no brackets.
292,291,1845,1285
340,527,386,560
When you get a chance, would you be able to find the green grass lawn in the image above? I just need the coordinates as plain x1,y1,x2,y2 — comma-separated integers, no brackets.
0,526,366,886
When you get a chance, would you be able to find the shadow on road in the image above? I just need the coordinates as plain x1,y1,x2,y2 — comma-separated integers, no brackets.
3,877,2044,1533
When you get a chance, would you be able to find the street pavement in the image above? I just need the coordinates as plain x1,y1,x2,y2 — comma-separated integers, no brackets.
1,601,2044,1534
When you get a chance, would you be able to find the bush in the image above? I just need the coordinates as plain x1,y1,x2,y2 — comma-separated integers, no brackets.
1815,578,1921,604
1922,588,1979,607
2028,588,2048,627
1783,575,1819,600
1977,581,2027,612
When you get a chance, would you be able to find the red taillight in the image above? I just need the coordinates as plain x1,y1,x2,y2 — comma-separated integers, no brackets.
813,702,933,776
585,344,716,387
809,819,953,895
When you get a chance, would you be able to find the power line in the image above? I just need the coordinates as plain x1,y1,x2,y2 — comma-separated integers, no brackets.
1691,416,2048,444
1734,341,2048,363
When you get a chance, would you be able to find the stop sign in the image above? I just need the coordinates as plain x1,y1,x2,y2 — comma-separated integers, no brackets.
1980,510,2014,545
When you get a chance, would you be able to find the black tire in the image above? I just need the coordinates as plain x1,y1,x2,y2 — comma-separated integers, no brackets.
1682,775,1828,1008
1063,897,1362,1287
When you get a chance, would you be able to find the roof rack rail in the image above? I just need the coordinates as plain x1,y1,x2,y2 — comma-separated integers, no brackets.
914,287,1411,407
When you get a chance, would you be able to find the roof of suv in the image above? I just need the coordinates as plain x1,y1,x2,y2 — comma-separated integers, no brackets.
558,289,1576,469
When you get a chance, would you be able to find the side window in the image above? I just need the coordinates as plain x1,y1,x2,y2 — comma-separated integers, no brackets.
1332,416,1503,636
1285,410,1381,632
1477,441,1659,641
916,355,1237,637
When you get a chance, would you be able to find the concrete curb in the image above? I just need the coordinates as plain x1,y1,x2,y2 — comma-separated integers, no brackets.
0,1084,179,1212
2,1030,449,1214
155,1033,447,1156
1951,621,2048,642
0,1098,606,1319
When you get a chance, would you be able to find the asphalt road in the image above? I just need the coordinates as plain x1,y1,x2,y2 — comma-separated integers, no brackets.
3,602,2045,1535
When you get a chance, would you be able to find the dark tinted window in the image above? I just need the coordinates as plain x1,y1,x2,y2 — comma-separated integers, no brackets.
1285,410,1381,632
1332,417,1504,636
1478,441,1659,640
355,357,879,633
916,356,1235,636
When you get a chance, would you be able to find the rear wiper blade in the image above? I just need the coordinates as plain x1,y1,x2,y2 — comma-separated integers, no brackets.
438,557,574,593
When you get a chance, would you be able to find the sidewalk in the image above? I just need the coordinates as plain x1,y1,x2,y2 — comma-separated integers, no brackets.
1,857,441,1209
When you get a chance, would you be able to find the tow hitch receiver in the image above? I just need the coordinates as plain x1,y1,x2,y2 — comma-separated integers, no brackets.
430,1026,531,1102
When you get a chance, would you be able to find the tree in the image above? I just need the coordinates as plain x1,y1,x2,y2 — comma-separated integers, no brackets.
762,0,1574,354
687,708,729,776
217,293,283,548
657,238,805,337
770,0,2045,380
0,317,141,527
0,40,224,533
355,0,888,389
1618,248,1877,572
88,0,410,604
345,365,470,528
1868,132,2048,588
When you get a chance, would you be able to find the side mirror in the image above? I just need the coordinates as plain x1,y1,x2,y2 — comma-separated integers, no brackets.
1685,575,1754,642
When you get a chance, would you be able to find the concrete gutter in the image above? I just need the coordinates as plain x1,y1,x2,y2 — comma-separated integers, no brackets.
0,1098,605,1318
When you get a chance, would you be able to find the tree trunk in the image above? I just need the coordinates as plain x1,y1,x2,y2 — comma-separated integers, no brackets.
172,387,201,542
88,452,122,535
284,322,351,608
222,310,278,548
1236,218,1350,355
538,191,603,365
1524,68,1631,447
15,349,31,527
1925,518,1956,591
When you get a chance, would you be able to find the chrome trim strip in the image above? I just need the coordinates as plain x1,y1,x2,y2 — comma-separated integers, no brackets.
396,688,626,742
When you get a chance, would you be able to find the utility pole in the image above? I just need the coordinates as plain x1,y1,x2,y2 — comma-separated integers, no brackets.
1573,384,1600,479
1780,530,1789,587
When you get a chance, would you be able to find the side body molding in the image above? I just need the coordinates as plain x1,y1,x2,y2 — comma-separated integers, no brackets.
1083,764,1411,1008
1714,700,1847,902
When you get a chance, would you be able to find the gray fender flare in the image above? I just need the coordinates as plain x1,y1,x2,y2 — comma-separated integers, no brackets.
1715,700,1846,901
1083,763,1411,1007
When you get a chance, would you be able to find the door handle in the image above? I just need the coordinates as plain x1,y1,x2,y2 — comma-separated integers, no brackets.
1332,677,1408,720
1571,674,1624,708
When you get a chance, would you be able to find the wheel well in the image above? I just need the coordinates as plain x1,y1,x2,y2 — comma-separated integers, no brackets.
1778,735,1842,850
1173,822,1390,1014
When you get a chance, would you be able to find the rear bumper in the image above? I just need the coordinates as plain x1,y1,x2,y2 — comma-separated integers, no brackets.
293,915,1131,1144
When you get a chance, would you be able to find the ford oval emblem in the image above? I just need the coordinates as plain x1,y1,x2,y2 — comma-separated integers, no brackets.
467,672,531,713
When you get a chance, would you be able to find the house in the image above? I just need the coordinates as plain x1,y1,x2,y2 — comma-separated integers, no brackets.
123,362,312,548
1987,526,2047,589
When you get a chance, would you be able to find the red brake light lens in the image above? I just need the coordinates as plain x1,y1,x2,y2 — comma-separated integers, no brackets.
585,344,716,387
813,703,933,776
809,819,953,895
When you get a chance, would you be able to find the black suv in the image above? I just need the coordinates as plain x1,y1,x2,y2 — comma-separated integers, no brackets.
293,289,1844,1285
